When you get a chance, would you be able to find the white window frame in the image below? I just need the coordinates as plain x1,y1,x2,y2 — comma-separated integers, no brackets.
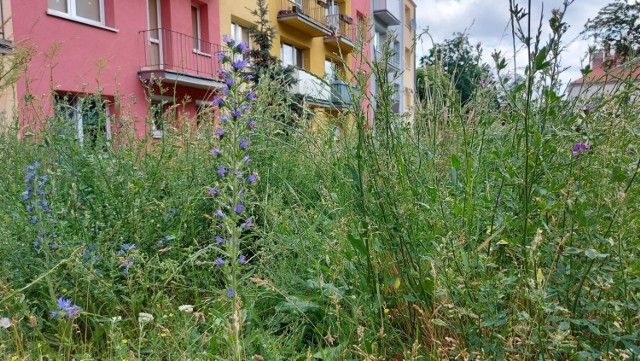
230,22,251,60
48,0,106,27
281,42,303,68
150,95,174,139
192,4,202,52
55,94,111,147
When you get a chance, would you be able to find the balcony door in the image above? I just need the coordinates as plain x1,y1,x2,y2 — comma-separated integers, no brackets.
147,0,162,68
326,0,339,30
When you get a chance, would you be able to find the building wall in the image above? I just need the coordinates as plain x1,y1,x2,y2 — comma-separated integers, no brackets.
10,0,221,137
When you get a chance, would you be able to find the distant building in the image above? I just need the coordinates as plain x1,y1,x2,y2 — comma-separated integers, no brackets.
567,50,640,100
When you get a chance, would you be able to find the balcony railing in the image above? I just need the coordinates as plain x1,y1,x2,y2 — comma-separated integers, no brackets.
291,68,352,107
374,49,401,72
139,28,228,83
372,0,401,26
277,0,331,37
324,15,356,52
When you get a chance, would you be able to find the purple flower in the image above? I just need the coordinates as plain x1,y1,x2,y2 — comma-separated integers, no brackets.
243,218,254,229
237,42,249,53
57,297,71,310
211,148,222,157
234,204,245,214
231,110,241,119
231,58,249,71
221,86,229,95
244,73,254,81
214,257,225,266
53,297,80,318
37,190,46,196
215,209,225,218
238,254,247,264
242,156,250,163
214,96,224,106
479,80,488,88
66,305,80,319
247,92,256,101
37,181,44,188
26,172,35,183
207,187,221,196
239,139,249,149
38,199,48,207
240,103,249,112
215,128,226,138
31,216,39,224
226,288,235,297
583,103,596,114
223,34,235,47
215,235,225,244
122,243,136,251
572,141,590,155
220,114,229,122
22,192,31,201
247,174,258,184
217,165,228,177
246,120,256,129
217,51,227,61
225,76,235,87
33,241,40,247
26,205,34,212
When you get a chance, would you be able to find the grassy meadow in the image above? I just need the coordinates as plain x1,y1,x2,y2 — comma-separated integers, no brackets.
1,8,640,360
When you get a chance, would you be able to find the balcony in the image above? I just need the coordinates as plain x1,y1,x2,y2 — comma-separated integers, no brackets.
277,0,331,37
372,0,401,26
374,50,401,72
324,15,355,53
138,28,228,90
291,68,352,108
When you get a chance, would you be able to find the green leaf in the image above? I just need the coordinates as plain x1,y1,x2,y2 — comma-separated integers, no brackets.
451,154,461,170
347,233,367,257
585,249,609,259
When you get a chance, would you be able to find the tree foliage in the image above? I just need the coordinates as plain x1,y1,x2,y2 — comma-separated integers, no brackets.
583,0,640,60
419,33,492,105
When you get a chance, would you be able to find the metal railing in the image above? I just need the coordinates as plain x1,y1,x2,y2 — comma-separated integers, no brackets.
139,28,229,80
278,0,328,28
291,67,352,106
375,49,401,71
326,16,356,43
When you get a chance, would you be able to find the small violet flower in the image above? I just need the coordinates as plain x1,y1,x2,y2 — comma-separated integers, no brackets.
214,257,225,266
239,139,249,149
215,209,225,218
217,165,228,177
238,255,247,264
572,141,590,156
226,288,235,297
234,204,245,214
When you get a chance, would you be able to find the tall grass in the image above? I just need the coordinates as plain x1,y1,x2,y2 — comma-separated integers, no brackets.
1,2,640,359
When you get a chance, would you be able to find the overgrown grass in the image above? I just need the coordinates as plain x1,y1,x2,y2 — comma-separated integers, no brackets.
2,3,640,359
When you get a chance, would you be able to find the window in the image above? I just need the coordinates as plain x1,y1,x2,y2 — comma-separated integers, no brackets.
192,4,201,51
48,0,105,26
54,93,111,148
231,22,250,60
404,5,411,28
280,43,303,68
150,99,173,138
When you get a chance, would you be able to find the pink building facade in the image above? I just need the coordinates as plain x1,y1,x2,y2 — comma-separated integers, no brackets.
10,0,223,141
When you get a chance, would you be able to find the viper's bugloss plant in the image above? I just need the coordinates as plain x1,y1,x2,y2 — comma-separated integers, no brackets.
209,36,256,360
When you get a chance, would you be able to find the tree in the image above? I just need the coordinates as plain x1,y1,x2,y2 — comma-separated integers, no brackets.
419,33,492,105
583,0,640,60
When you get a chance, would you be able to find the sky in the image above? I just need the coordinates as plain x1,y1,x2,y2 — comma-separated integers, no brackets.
413,0,613,90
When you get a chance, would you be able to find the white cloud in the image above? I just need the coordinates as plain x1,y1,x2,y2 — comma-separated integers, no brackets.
414,0,611,90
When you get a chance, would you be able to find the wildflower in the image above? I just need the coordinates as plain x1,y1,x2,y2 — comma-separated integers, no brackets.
215,235,225,244
240,103,249,112
215,209,225,218
222,34,235,47
226,288,234,297
31,216,39,224
239,139,249,149
221,86,229,95
220,114,229,122
26,205,34,212
215,128,226,138
49,243,58,249
38,199,48,208
217,165,228,177
121,243,136,252
53,297,80,319
138,312,154,325
22,192,31,201
247,92,256,101
225,76,235,87
246,120,256,129
39,175,48,182
37,189,46,196
207,187,221,196
214,257,225,266
178,304,194,313
37,181,44,188
234,204,245,214
572,141,590,156
0,317,10,329
217,51,227,62
214,96,224,106
33,241,40,247
242,156,250,163
237,42,249,53
238,255,246,264
26,172,36,183
479,80,488,88
231,109,241,119
247,174,258,184
583,103,596,114
231,58,249,71
244,73,254,81
243,218,254,229
211,148,222,157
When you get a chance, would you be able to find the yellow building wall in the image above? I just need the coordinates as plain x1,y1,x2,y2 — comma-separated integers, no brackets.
217,0,355,82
